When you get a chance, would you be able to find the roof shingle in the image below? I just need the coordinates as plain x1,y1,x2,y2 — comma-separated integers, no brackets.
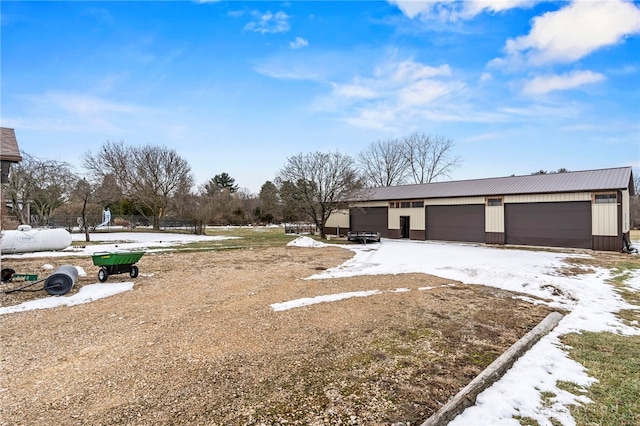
1,128,22,163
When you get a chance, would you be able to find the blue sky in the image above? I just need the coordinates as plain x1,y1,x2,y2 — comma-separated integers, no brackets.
2,0,639,193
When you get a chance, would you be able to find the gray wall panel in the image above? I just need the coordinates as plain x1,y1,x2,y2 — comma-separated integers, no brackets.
505,202,591,249
426,205,485,243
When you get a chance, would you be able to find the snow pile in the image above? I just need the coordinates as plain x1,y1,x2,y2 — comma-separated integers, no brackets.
75,266,87,277
286,236,329,248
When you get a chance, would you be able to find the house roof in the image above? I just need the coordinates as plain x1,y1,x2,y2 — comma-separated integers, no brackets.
1,128,22,163
364,167,634,201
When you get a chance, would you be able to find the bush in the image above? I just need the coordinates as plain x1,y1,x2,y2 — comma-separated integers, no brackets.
113,217,131,227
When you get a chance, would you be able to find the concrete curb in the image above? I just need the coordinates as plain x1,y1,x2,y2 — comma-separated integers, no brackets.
421,311,564,426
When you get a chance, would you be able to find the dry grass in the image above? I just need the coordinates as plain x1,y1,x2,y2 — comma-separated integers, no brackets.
0,245,554,425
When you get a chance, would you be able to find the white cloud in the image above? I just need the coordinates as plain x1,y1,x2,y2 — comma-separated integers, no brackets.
40,92,144,116
522,70,606,95
289,37,308,50
227,10,244,18
504,0,640,65
244,11,290,34
387,0,441,19
462,0,537,18
386,60,451,82
344,106,399,131
398,78,456,106
322,58,463,129
388,0,538,21
14,91,155,133
462,132,504,143
479,72,493,83
331,82,377,100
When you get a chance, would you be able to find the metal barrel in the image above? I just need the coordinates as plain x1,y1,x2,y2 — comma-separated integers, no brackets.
44,265,78,295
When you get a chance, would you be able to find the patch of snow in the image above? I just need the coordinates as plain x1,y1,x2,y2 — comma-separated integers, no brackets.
287,238,639,424
0,282,133,315
286,236,329,248
270,290,380,311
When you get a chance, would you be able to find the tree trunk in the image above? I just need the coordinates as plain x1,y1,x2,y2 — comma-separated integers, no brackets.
82,199,91,242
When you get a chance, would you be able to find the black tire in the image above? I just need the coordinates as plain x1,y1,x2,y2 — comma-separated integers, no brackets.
130,265,139,279
98,267,108,282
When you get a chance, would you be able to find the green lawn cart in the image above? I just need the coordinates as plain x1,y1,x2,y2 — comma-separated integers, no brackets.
92,251,145,282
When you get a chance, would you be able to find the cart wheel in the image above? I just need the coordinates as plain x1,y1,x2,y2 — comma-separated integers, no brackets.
98,267,108,282
130,265,139,279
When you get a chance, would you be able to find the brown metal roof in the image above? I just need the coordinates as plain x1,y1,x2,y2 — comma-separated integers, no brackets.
1,128,22,163
365,167,634,201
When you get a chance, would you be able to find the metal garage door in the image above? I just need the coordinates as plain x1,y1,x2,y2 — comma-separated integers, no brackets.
350,207,389,238
426,205,485,243
505,202,591,249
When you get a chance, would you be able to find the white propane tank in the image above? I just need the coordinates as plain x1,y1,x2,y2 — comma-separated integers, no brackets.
0,226,72,254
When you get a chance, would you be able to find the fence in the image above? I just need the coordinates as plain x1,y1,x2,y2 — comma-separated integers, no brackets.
47,215,204,234
284,223,317,235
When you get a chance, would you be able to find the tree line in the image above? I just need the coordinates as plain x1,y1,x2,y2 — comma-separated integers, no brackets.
2,133,461,240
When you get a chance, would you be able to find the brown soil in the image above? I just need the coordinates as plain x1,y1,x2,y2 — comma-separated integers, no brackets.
1,246,554,425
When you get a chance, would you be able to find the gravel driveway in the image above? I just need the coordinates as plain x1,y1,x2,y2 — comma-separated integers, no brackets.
1,246,553,425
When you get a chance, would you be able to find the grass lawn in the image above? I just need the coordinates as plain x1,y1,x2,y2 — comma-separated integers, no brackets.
560,251,640,426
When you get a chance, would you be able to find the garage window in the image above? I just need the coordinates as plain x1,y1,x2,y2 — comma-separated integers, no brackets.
412,201,424,208
594,193,616,204
487,198,502,206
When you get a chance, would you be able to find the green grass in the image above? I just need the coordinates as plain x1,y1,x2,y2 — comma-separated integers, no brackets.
556,258,640,426
560,332,640,426
75,226,308,251
607,262,640,326
202,226,311,249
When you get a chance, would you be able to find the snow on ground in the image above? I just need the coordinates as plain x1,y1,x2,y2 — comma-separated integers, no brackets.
1,232,239,259
0,282,134,315
286,236,639,425
2,232,639,424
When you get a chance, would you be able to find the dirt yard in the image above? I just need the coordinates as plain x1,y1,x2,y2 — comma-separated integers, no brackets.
1,246,554,425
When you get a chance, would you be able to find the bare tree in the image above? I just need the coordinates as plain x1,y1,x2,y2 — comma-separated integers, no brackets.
73,178,94,241
403,132,461,184
357,138,408,187
4,153,33,224
276,151,363,239
5,153,77,226
83,141,194,230
170,186,209,235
